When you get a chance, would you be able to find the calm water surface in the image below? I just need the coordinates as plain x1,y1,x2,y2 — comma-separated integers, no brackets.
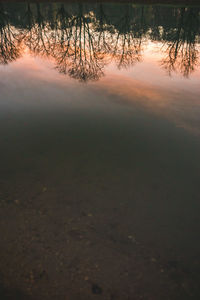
0,2,200,300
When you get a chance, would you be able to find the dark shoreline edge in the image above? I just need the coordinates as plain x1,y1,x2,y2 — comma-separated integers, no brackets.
0,0,200,5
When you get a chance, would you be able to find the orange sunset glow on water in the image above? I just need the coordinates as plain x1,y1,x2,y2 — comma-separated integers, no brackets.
2,39,200,135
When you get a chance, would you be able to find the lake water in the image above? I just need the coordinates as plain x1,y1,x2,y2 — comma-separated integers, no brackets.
0,2,200,300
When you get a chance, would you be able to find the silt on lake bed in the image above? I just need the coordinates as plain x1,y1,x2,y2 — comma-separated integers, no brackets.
0,2,200,300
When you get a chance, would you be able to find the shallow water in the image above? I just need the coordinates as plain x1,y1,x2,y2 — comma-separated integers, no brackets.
0,2,200,300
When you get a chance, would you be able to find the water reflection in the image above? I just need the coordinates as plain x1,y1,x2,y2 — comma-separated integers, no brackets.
1,4,200,300
160,7,200,77
0,2,200,81
0,6,22,64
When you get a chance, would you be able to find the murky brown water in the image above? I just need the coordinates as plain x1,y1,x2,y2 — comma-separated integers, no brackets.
0,2,200,299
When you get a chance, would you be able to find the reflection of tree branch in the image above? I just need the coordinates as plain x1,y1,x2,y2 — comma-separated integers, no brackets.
113,33,142,69
0,6,22,64
53,5,105,82
160,8,199,77
111,6,143,69
161,41,199,77
23,3,51,57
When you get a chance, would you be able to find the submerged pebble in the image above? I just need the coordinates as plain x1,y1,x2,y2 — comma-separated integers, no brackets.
92,284,103,295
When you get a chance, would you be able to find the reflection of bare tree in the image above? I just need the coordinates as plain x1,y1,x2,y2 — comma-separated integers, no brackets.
0,6,22,64
0,3,199,81
160,8,199,77
23,3,52,57
51,5,73,73
112,32,142,69
111,5,143,69
21,4,106,82
95,4,113,55
161,42,199,77
53,5,105,82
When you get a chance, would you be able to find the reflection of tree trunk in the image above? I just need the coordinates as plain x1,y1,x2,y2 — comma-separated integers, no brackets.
174,8,185,61
36,3,43,27
96,4,111,54
26,4,33,30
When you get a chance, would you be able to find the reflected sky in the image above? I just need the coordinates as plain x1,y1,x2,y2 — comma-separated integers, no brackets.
0,2,200,135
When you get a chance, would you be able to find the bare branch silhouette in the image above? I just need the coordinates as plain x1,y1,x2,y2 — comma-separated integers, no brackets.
0,5,22,64
53,5,105,82
0,3,199,81
160,8,200,77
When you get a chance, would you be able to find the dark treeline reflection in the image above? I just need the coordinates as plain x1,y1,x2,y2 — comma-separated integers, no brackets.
0,2,200,81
